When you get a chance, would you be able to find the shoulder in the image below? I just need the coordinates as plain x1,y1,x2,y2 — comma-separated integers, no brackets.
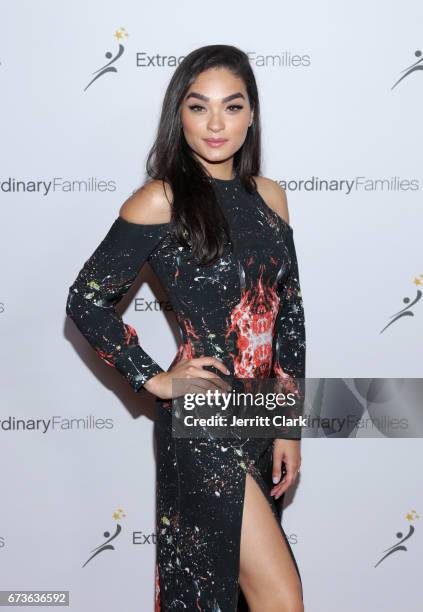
253,176,290,226
119,179,173,224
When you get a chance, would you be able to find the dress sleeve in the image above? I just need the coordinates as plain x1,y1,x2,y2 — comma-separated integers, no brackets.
65,215,170,392
272,225,306,439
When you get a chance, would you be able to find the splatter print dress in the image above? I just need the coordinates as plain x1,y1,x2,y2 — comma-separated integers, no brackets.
66,174,306,611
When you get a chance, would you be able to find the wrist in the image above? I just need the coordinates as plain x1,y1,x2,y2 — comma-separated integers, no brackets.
143,371,166,395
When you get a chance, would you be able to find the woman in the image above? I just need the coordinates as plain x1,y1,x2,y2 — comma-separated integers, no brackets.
66,44,306,612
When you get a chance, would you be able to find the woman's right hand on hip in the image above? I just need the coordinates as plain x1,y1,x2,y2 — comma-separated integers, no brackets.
144,356,232,400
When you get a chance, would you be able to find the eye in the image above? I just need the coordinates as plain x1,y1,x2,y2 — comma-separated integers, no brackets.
188,104,205,112
187,103,244,113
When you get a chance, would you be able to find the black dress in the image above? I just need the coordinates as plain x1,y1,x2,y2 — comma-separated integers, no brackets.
66,174,306,611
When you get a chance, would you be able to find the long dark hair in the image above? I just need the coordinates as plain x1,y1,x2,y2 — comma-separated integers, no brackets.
145,44,262,267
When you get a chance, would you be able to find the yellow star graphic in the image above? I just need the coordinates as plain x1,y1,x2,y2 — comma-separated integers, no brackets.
114,28,128,41
112,507,126,520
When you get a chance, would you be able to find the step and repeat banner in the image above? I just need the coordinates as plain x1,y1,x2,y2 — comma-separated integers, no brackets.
1,2,422,610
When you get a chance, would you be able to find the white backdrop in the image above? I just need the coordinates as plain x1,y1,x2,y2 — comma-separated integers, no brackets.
1,1,422,610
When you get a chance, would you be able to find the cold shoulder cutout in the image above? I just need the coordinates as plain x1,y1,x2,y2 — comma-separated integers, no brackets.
119,179,173,226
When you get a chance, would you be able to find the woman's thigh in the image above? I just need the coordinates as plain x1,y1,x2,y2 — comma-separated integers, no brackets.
239,472,303,612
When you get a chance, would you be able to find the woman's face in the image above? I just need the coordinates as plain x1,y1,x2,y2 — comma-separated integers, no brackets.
180,67,254,176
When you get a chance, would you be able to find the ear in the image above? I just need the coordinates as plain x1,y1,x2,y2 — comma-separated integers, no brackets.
249,111,254,127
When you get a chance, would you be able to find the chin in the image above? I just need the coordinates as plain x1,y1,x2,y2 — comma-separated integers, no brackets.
202,146,237,161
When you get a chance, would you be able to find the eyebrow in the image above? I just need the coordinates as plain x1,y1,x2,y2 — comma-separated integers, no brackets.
185,92,246,103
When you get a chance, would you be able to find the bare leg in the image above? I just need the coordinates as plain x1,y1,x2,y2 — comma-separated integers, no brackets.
238,472,303,612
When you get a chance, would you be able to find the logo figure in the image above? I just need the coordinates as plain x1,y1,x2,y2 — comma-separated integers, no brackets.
380,274,422,333
392,49,423,89
84,28,129,91
82,507,126,567
374,509,419,567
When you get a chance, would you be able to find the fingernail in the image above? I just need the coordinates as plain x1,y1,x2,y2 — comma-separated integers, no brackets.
272,476,279,484
226,368,230,374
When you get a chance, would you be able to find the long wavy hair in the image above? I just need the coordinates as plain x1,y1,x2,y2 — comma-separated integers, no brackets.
145,44,262,267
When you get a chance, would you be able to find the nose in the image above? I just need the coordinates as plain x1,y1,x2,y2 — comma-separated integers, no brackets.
207,111,225,132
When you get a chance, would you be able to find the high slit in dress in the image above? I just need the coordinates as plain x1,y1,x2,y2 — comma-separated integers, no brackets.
66,173,306,611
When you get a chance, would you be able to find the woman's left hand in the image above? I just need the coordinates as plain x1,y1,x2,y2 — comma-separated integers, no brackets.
271,439,301,499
